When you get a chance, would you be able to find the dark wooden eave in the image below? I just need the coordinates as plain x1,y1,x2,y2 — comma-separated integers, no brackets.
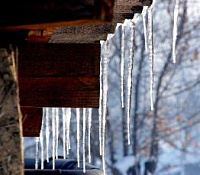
0,0,152,136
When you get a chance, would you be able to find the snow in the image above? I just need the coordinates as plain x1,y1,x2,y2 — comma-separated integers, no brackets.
114,156,135,175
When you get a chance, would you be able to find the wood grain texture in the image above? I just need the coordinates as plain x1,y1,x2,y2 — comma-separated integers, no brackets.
0,0,114,31
18,43,100,77
0,48,23,175
18,43,100,108
22,107,42,137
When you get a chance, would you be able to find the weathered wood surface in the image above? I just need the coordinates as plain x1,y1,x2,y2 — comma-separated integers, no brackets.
0,0,115,31
47,0,153,43
0,48,23,175
22,107,42,137
18,43,100,108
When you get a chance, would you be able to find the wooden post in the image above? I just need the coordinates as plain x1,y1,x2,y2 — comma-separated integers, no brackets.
0,48,23,175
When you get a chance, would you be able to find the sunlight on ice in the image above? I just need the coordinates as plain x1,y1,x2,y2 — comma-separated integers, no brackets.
121,23,126,108
88,108,92,163
45,108,50,162
83,108,86,173
76,108,80,167
62,108,66,159
142,6,149,52
99,40,104,156
148,5,155,111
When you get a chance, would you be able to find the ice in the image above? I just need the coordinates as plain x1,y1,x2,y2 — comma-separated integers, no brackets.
62,108,66,159
76,108,80,167
66,108,71,155
40,108,45,169
125,17,138,145
121,24,126,108
148,7,154,111
172,0,179,63
52,108,56,169
88,108,92,163
55,108,59,159
102,34,113,175
99,40,104,156
142,6,149,52
35,137,39,169
45,108,50,162
83,108,86,173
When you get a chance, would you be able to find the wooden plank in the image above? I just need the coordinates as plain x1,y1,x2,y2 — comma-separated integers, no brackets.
0,48,23,175
18,43,100,77
0,0,115,31
22,107,42,137
18,43,100,108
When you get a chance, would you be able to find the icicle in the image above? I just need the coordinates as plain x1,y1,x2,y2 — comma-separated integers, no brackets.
126,17,138,145
142,6,149,52
88,108,92,163
46,108,50,162
99,40,104,156
83,108,86,173
66,108,71,155
76,108,80,167
102,34,113,175
121,23,126,108
55,108,59,159
172,0,179,64
35,137,40,169
40,108,45,169
148,5,154,111
62,108,66,159
52,108,56,170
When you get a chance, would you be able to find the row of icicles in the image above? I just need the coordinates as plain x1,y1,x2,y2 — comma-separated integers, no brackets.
35,0,179,174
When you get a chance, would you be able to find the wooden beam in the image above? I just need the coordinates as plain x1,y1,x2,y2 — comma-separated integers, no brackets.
22,107,42,137
0,48,23,175
19,77,99,107
18,43,100,108
42,0,153,43
0,0,115,31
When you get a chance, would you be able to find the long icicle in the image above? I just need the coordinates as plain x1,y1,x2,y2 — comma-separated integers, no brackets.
76,108,80,167
142,6,149,52
35,137,40,169
40,108,45,169
148,6,154,111
99,40,104,156
55,108,59,159
46,108,50,162
172,0,179,63
121,24,126,108
102,34,113,175
66,108,71,155
62,108,66,159
88,108,92,163
83,108,86,173
127,17,139,145
52,108,56,169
